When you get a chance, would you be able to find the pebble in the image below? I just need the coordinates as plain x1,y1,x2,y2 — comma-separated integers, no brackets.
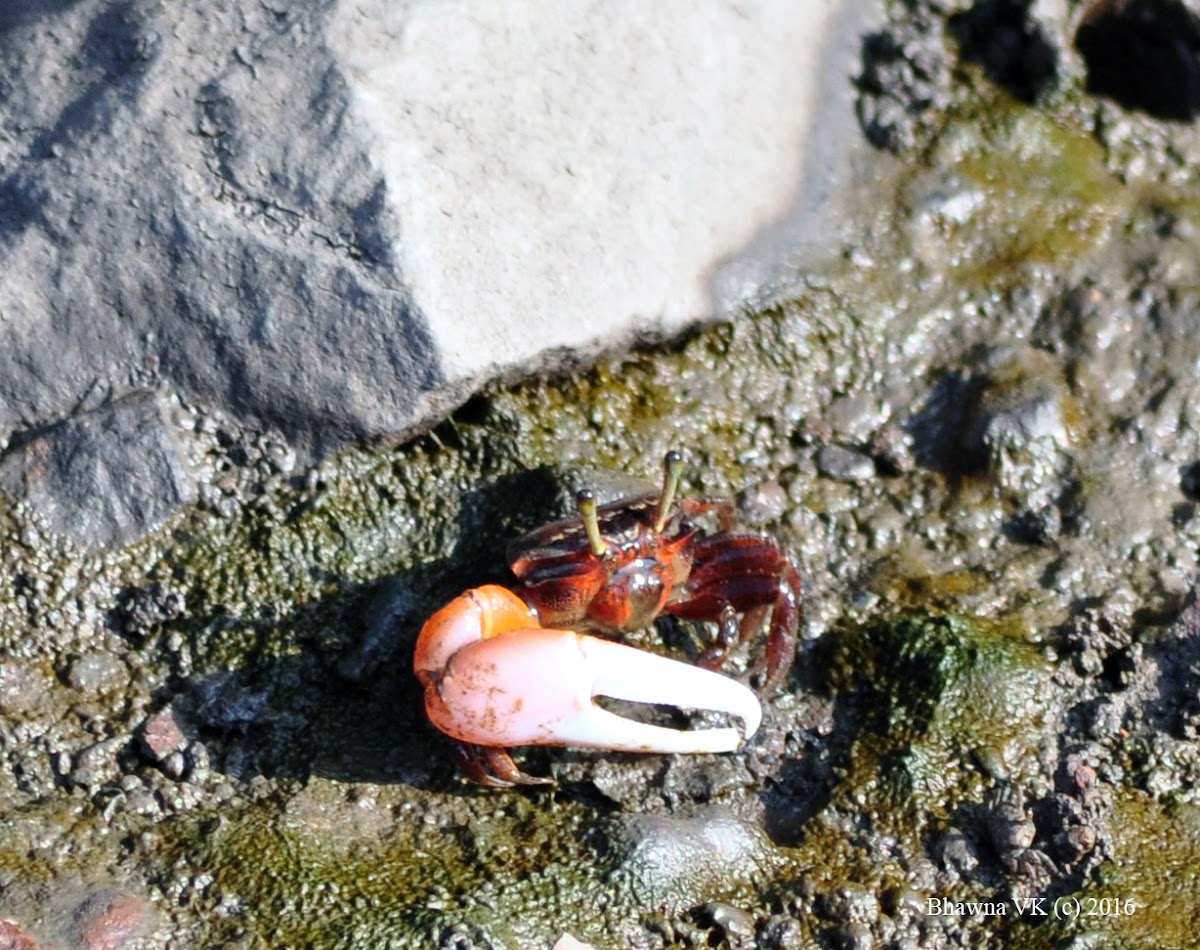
0,917,41,950
699,902,755,940
70,738,124,789
825,394,889,442
759,915,804,949
551,937,596,950
836,922,874,950
67,652,129,697
162,751,187,781
817,445,877,483
70,891,149,950
824,885,879,923
738,480,789,526
140,706,190,764
0,661,46,716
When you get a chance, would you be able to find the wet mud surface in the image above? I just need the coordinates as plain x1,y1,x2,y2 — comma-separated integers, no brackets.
7,1,1200,947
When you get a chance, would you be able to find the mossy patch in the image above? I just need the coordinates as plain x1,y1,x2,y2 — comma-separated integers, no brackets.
829,612,1054,835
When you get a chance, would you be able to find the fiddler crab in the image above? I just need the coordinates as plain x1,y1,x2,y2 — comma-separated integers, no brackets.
413,451,803,786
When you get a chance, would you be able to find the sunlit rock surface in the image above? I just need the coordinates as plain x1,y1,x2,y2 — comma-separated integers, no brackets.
0,0,870,546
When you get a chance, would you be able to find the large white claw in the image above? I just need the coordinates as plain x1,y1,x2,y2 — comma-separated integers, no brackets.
427,628,762,754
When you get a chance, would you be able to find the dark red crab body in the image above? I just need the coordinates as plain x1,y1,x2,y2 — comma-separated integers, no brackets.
508,452,802,690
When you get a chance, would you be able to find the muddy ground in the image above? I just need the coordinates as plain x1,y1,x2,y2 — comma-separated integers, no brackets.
5,1,1200,948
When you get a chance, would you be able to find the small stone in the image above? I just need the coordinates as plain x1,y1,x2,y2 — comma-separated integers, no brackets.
836,921,873,950
67,652,129,697
759,915,804,950
738,480,789,526
825,394,888,442
186,741,211,780
816,445,876,483
824,885,879,923
162,751,187,781
551,937,596,950
0,917,41,950
699,901,755,939
71,738,123,789
870,424,915,476
71,891,149,950
883,887,925,917
0,661,47,716
263,441,297,476
140,706,190,764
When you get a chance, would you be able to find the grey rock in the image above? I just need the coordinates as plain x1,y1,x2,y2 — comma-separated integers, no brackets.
70,737,124,789
0,0,878,549
698,902,755,940
835,922,874,950
737,480,789,527
0,391,195,550
966,345,1071,465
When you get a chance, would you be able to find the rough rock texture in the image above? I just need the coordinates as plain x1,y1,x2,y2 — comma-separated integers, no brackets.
0,0,875,548
0,391,196,550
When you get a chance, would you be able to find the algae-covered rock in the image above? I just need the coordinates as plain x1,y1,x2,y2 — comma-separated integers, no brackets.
833,612,1057,819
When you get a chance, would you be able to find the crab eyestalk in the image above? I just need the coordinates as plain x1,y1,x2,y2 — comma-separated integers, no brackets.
652,450,684,534
576,489,608,558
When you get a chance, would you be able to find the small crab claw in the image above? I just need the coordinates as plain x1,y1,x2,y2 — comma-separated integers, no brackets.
425,625,762,754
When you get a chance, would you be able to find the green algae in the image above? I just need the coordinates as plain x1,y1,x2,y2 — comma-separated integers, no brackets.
178,783,589,948
918,98,1123,288
796,609,1060,892
824,612,1055,840
1086,791,1200,948
180,780,779,950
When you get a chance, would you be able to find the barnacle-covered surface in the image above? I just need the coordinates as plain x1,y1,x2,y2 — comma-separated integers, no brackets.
7,2,1200,947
